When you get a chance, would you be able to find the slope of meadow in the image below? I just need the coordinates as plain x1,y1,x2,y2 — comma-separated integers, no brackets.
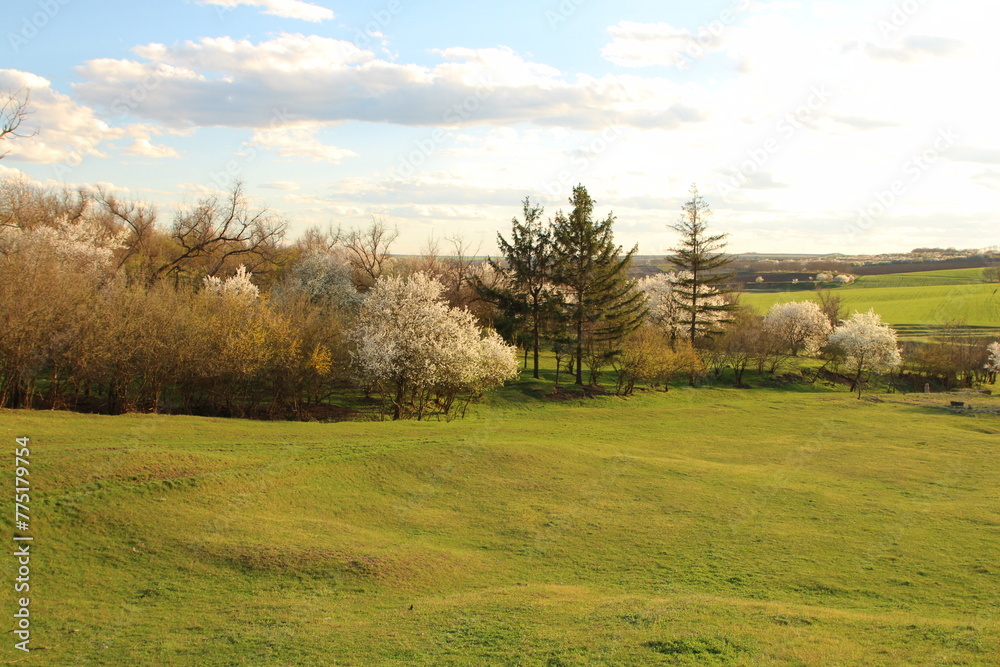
3,382,999,665
742,268,1000,337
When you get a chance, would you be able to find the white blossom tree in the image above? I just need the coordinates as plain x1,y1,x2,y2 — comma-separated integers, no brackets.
828,310,902,398
763,300,832,356
640,271,728,341
281,250,361,311
350,273,518,419
985,341,1000,382
202,264,259,302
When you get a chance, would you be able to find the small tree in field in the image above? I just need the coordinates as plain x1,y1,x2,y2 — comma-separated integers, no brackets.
350,273,518,420
551,185,645,386
763,300,832,356
985,341,1000,383
478,198,556,379
667,184,736,345
828,310,902,398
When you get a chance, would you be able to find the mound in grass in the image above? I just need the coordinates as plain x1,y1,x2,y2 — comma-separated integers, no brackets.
5,386,999,664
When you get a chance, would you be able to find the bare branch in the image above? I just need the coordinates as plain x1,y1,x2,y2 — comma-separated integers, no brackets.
1,89,37,159
93,187,159,272
343,214,398,287
155,181,287,279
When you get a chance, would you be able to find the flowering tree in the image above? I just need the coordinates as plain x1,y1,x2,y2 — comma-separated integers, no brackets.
640,271,728,341
763,300,832,356
985,341,1000,383
828,310,902,398
0,215,125,407
280,250,361,311
202,264,260,301
350,273,519,419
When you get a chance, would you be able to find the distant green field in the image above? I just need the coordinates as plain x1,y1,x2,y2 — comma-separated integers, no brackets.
742,268,1000,336
3,379,999,665
850,268,991,289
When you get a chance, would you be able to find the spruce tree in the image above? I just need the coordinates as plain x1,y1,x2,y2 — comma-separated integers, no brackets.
551,185,646,386
668,184,736,345
477,198,556,379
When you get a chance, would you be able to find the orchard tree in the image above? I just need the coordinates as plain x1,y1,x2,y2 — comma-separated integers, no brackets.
478,198,556,378
828,310,902,398
667,184,736,345
763,300,832,356
551,185,645,386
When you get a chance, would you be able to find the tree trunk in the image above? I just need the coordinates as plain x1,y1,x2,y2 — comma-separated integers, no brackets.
575,321,584,386
532,317,540,379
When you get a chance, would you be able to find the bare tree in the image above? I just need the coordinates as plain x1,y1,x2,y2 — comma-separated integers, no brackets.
94,188,159,273
1,89,35,159
816,288,844,327
296,223,341,255
156,181,287,280
342,215,398,288
443,233,482,308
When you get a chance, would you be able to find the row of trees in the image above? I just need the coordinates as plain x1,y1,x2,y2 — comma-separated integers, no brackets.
479,184,736,387
0,177,517,419
1,173,995,418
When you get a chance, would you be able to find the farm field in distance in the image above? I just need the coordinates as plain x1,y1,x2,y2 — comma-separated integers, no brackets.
3,377,999,665
741,268,1000,339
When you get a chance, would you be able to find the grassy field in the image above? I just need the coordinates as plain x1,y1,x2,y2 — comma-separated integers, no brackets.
741,268,1000,338
3,376,999,665
846,269,992,289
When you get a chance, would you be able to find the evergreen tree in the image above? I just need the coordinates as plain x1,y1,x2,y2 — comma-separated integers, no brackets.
668,184,736,346
477,198,556,379
551,185,646,386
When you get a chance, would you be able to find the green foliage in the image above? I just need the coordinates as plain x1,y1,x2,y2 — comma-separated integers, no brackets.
477,197,558,379
551,185,646,385
667,184,737,344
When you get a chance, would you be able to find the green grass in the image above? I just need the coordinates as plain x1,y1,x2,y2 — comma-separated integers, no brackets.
741,268,1000,338
848,268,991,289
3,376,1000,665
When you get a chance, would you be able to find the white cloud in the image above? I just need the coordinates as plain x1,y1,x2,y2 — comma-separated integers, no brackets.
261,180,301,191
0,69,123,164
123,137,179,158
197,0,334,22
847,35,968,63
248,126,357,163
602,21,724,69
72,36,707,131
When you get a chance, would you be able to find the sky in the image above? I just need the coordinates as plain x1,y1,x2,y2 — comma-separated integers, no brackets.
2,0,999,256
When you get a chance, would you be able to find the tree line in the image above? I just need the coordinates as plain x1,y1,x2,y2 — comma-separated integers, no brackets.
1,177,996,419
